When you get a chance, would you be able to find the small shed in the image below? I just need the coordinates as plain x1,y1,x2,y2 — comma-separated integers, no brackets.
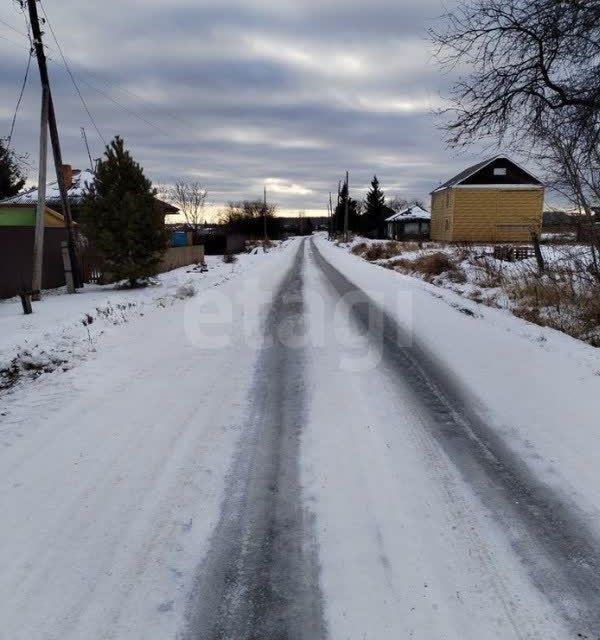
0,204,68,299
430,155,544,242
385,205,431,240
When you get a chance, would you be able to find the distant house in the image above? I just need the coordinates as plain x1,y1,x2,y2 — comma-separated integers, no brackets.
385,205,430,240
430,156,544,242
1,165,179,223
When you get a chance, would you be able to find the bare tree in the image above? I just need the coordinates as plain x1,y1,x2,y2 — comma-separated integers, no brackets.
430,0,600,148
388,196,426,213
219,200,277,224
534,120,600,277
165,180,207,232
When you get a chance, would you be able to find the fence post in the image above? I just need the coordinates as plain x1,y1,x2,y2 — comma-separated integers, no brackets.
19,292,33,315
61,240,75,293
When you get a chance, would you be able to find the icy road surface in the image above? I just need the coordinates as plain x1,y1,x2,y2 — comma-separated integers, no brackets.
1,236,599,639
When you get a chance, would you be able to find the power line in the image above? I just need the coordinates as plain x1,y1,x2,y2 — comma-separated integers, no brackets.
6,46,32,146
0,16,28,38
0,26,180,138
37,0,107,146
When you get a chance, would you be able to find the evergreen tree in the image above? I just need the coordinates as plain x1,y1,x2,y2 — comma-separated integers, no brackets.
364,175,387,238
0,138,26,200
333,181,360,233
81,136,167,287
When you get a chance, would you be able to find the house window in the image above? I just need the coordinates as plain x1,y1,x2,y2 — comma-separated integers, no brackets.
445,190,450,207
445,219,450,231
493,167,507,176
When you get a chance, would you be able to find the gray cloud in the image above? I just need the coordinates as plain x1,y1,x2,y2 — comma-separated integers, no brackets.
1,0,496,214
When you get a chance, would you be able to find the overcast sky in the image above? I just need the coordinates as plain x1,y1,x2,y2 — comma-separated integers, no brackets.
0,0,504,216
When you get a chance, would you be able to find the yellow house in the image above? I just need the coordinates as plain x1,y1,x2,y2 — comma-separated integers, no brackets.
430,156,544,242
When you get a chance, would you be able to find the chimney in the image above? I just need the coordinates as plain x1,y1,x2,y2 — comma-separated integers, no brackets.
61,164,73,189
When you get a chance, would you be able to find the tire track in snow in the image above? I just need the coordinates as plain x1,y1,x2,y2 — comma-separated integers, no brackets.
180,239,326,640
311,237,600,638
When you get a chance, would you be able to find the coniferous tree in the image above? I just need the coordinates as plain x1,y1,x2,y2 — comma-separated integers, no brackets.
0,138,26,200
364,175,387,238
81,136,167,287
333,181,360,233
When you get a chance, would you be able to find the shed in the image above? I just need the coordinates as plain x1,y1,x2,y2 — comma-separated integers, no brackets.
385,205,430,240
430,156,544,242
0,204,69,299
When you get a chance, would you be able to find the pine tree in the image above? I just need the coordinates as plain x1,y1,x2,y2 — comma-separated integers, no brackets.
81,136,167,287
333,181,360,233
364,175,387,238
0,138,26,200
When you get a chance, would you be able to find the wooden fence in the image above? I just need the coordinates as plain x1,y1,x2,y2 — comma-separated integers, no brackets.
80,244,205,285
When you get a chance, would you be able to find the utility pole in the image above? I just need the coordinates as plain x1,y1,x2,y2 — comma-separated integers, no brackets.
32,86,49,302
343,170,349,243
81,127,93,171
27,0,81,291
328,192,333,240
263,184,268,250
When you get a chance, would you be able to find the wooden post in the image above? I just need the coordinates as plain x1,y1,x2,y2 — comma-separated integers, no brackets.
61,240,75,294
32,86,49,302
19,293,33,315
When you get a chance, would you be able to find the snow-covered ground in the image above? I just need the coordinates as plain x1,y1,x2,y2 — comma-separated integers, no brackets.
0,247,287,395
0,239,298,639
2,234,600,639
341,235,600,346
316,235,600,533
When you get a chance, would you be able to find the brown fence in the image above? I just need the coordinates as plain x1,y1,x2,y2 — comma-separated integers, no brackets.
0,227,68,299
80,244,205,285
159,245,204,272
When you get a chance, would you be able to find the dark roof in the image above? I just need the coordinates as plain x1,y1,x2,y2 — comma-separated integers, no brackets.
432,155,542,192
434,158,492,192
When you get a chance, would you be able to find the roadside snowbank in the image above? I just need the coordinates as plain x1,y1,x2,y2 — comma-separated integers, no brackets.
341,235,600,346
0,245,290,394
315,235,600,533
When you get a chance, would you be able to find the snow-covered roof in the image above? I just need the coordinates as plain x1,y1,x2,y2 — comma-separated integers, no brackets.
385,205,431,223
0,169,95,206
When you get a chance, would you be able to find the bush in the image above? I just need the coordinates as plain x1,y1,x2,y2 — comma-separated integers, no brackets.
351,242,368,256
411,252,455,276
364,243,386,261
223,251,237,264
175,283,196,299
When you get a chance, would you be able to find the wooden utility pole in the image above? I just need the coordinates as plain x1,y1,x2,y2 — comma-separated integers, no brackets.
27,0,81,292
81,127,93,170
328,192,333,239
263,184,268,251
32,86,49,302
343,170,349,242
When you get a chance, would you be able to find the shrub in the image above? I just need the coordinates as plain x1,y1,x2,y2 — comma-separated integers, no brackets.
364,243,386,261
223,251,237,264
411,252,455,276
175,283,196,299
351,242,368,256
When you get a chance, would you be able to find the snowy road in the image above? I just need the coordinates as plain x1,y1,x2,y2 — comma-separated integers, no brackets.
1,236,599,639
